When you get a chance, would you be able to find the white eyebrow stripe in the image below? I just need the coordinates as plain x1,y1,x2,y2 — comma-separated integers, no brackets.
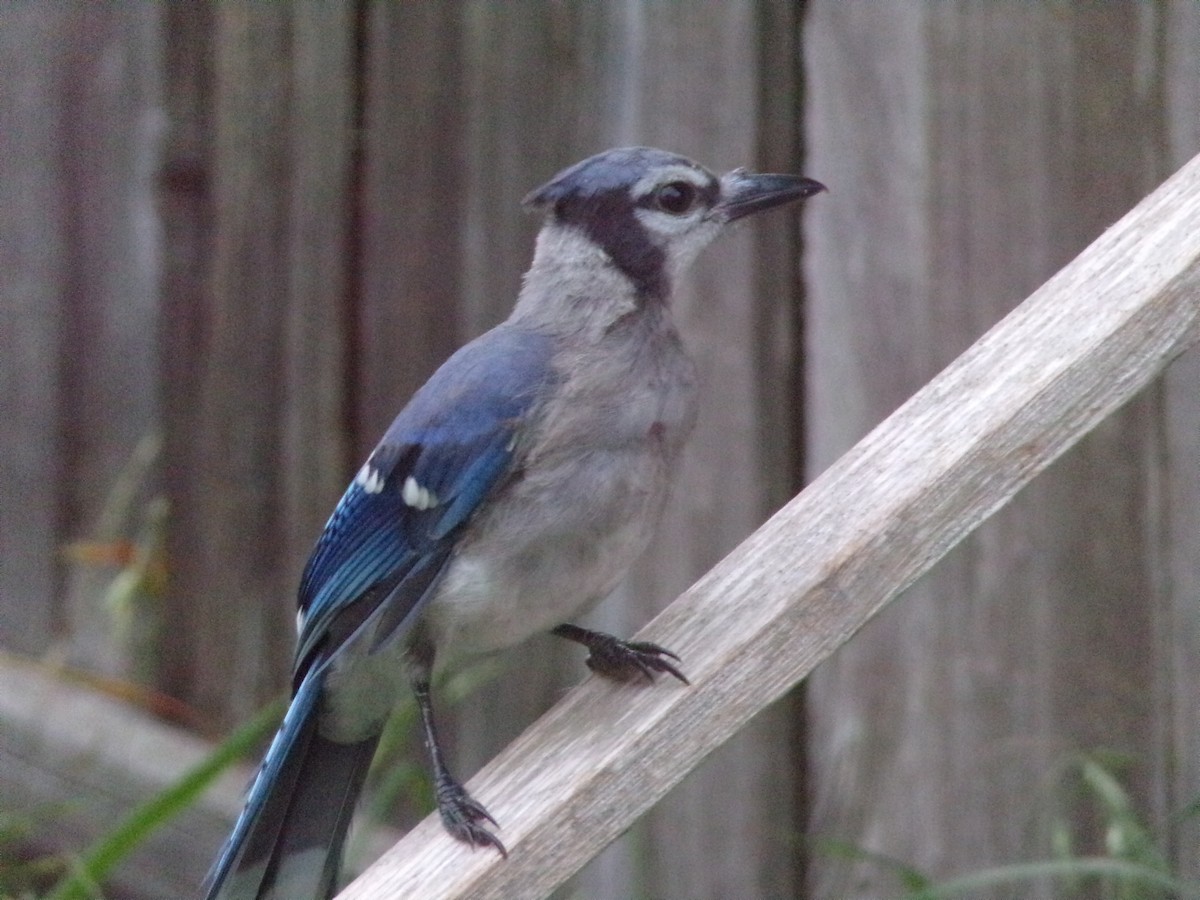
630,164,710,199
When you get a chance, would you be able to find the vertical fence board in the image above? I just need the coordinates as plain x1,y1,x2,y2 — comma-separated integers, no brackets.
450,0,586,746
356,3,465,452
445,3,809,897
1159,0,1200,879
157,1,215,706
450,4,624,890
0,6,71,654
171,1,362,727
349,5,469,847
166,6,295,725
56,5,163,678
0,5,161,669
282,3,359,610
805,4,1197,896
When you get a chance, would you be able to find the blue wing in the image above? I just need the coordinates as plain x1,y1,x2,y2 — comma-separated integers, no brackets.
294,324,556,676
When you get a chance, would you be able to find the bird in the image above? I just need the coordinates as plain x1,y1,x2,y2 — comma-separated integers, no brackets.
203,146,824,900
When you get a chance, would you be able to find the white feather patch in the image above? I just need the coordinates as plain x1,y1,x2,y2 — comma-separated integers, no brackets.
355,462,386,494
402,475,439,510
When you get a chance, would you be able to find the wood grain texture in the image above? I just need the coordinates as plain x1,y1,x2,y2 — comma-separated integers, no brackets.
164,5,359,727
156,0,216,709
804,5,1200,895
53,6,163,678
0,5,160,669
335,149,1200,900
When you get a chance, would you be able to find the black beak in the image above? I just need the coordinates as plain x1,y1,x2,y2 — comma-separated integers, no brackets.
714,169,826,222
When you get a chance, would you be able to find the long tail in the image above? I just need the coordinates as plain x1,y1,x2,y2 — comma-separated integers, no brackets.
204,670,379,900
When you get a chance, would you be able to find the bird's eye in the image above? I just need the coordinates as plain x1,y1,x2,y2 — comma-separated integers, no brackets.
654,181,698,215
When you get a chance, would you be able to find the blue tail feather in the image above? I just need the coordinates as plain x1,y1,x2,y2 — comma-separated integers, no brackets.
204,671,378,900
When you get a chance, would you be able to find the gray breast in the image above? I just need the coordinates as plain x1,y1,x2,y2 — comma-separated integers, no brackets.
424,308,698,661
540,309,698,463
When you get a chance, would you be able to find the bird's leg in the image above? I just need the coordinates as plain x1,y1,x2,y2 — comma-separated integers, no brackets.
551,623,689,685
412,677,507,856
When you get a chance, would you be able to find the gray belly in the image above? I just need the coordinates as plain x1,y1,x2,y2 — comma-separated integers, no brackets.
423,443,674,663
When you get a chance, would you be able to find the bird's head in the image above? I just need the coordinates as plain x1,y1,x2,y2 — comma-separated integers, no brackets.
523,147,825,301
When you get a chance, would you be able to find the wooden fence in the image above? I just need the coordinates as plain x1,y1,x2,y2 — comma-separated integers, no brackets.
2,3,1198,898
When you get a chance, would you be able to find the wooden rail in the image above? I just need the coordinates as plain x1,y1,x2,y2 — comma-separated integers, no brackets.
337,152,1200,900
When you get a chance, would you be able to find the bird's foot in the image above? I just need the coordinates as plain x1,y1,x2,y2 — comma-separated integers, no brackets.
436,775,507,857
552,624,689,685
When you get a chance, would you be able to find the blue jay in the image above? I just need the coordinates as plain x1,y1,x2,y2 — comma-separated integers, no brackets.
204,147,823,899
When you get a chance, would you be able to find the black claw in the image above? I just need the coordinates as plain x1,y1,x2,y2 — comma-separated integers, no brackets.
553,624,689,685
436,777,507,857
632,641,681,662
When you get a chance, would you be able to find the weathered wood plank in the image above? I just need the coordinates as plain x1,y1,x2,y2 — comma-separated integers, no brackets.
345,1,471,843
451,0,593,813
0,647,403,898
161,2,361,721
0,4,161,675
356,2,464,450
156,0,215,709
335,147,1200,900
